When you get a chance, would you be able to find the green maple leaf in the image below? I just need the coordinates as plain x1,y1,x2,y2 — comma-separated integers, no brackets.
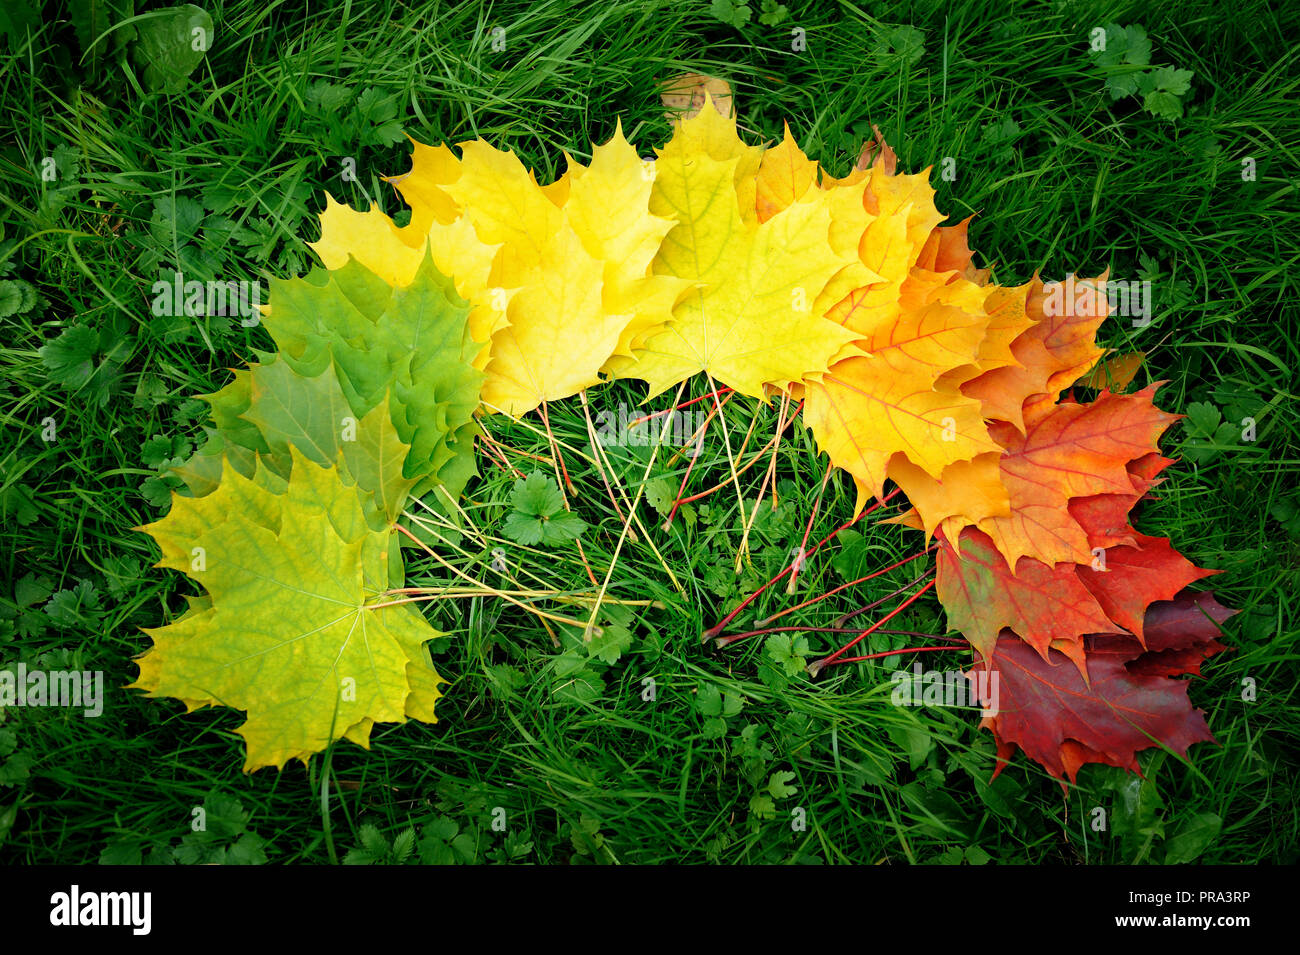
263,252,484,500
170,254,483,520
131,447,446,771
169,357,418,530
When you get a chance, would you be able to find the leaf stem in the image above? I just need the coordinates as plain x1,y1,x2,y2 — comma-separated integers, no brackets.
810,578,937,675
582,380,690,638
700,486,901,640
815,644,956,669
785,461,833,594
392,523,601,633
756,545,936,627
671,399,804,505
578,390,683,592
713,625,954,647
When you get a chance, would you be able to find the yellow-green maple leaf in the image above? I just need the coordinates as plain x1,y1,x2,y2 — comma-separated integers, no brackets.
308,196,507,368
260,253,484,500
170,354,417,531
132,448,444,772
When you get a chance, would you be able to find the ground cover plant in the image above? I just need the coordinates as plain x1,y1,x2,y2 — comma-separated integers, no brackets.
0,0,1297,866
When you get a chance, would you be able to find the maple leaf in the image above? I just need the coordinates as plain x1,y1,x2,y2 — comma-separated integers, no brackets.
971,385,1180,567
170,354,416,530
1076,532,1217,644
132,448,445,771
969,590,1233,781
906,384,1180,566
935,527,1118,671
961,274,1112,432
439,125,683,415
803,273,999,510
607,99,863,400
308,195,505,369
260,252,483,500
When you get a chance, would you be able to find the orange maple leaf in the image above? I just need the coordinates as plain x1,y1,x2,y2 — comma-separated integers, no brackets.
961,273,1113,432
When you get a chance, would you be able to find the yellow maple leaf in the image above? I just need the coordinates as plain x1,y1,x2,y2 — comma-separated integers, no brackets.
608,100,864,400
387,139,463,231
664,93,764,228
562,122,689,361
440,130,681,415
755,123,820,223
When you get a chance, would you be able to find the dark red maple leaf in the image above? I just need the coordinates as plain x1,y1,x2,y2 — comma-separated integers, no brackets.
1093,589,1235,678
967,590,1235,782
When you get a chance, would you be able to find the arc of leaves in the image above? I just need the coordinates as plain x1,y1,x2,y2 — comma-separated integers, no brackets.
136,94,1233,786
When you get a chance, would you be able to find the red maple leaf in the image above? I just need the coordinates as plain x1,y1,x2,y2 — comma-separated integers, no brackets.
1076,532,1217,644
976,384,1181,567
1067,451,1174,550
935,526,1117,673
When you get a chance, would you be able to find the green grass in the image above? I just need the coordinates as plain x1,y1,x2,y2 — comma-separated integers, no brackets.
1,0,1297,865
